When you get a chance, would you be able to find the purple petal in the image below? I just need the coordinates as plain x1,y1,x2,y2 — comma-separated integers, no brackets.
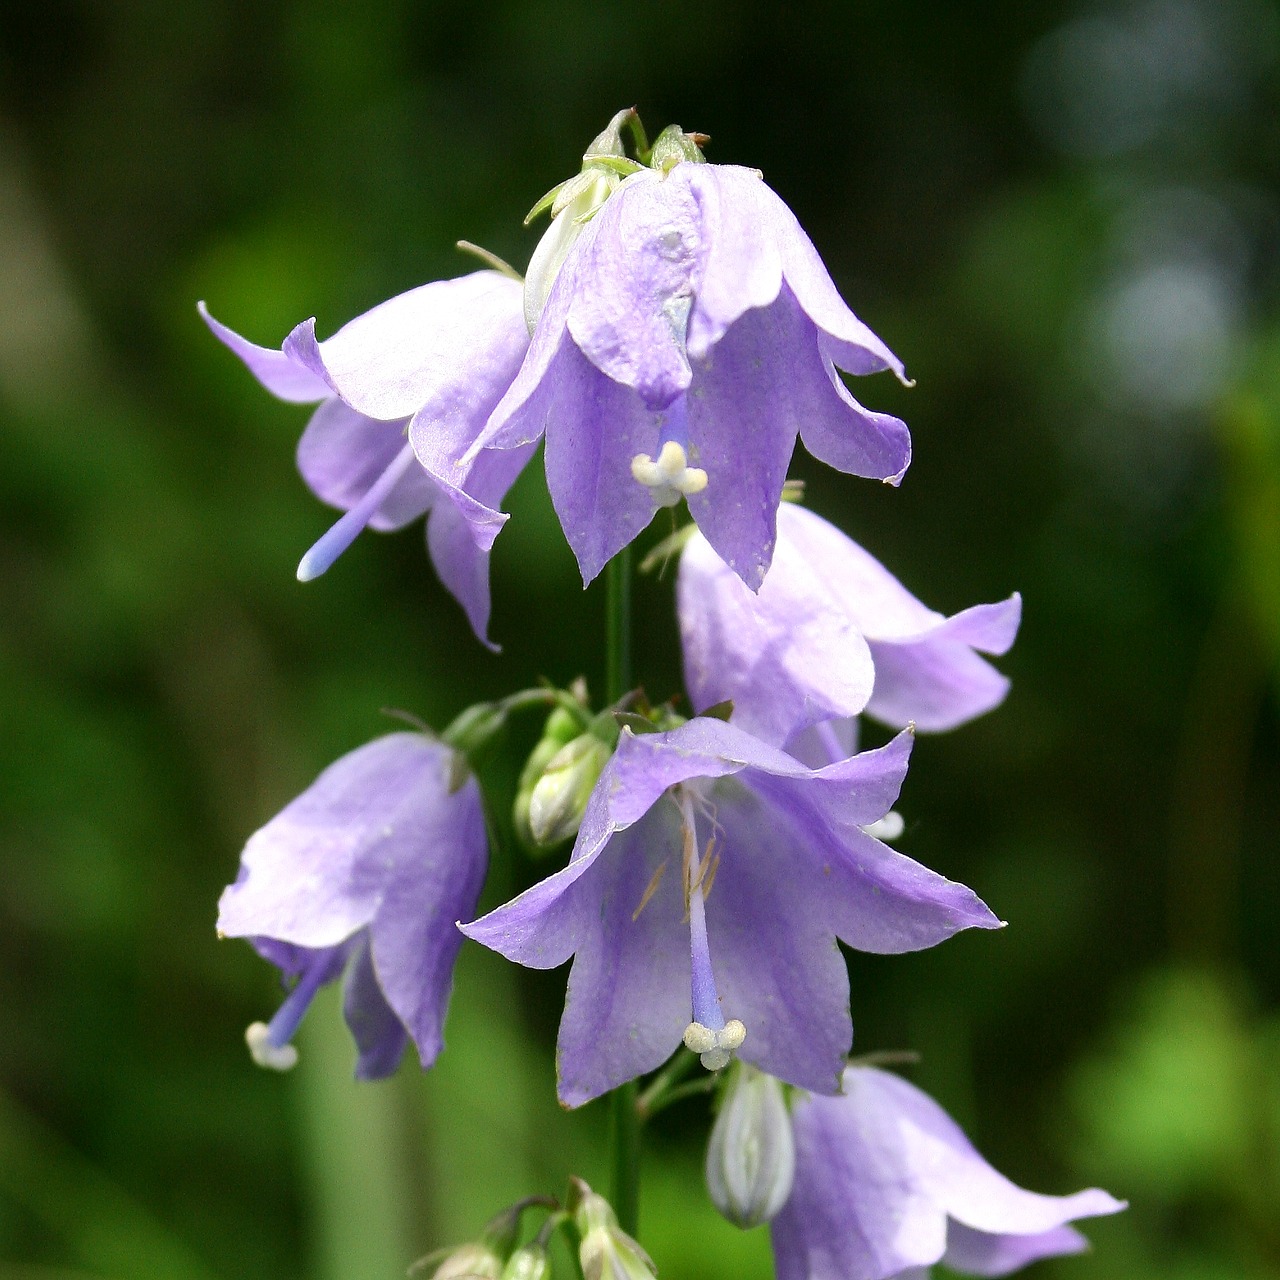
706,785,855,1093
860,1069,1125,1238
798,367,911,487
682,165,786,360
553,811,693,1105
282,272,529,422
218,734,461,950
679,525,875,747
366,771,487,1069
418,441,537,648
199,301,331,403
297,400,436,531
865,640,1012,733
537,341,665,585
343,937,409,1080
564,169,700,409
943,1221,1089,1277
773,1078,944,1280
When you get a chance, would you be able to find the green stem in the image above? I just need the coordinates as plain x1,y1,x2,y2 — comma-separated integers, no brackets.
604,546,639,1234
605,546,633,703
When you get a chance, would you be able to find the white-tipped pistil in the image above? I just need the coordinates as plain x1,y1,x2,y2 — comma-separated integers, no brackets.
245,1021,299,1071
630,442,708,508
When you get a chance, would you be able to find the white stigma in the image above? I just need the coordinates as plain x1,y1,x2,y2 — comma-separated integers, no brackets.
683,1018,747,1071
245,1021,299,1071
862,810,905,842
630,441,708,508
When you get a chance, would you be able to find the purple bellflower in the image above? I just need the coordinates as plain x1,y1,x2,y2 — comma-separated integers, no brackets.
200,269,532,646
679,503,1022,746
772,1066,1124,1280
218,732,487,1079
463,148,913,590
461,719,999,1107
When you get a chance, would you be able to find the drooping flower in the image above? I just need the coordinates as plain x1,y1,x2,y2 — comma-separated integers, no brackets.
461,719,999,1107
464,125,912,589
678,502,1021,746
218,732,487,1079
200,269,532,645
771,1065,1125,1280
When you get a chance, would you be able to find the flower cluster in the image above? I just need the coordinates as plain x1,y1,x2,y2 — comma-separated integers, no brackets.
206,110,1121,1280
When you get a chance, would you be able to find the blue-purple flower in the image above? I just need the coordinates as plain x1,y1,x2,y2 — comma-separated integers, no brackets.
679,503,1021,746
465,155,912,588
461,719,998,1107
200,269,532,645
772,1065,1124,1280
218,732,487,1079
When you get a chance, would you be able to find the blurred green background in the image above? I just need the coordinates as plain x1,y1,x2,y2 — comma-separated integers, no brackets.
1,1,1278,1278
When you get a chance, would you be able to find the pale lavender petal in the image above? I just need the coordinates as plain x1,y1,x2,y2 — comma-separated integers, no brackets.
539,342,665,585
343,937,409,1080
199,301,331,403
707,785,854,1093
943,1221,1089,1277
367,771,487,1069
418,441,537,647
218,734,456,949
799,368,911,487
564,168,700,408
683,300,802,589
680,165,784,360
554,811,692,1105
282,272,529,422
679,525,875,746
860,1069,1126,1237
865,641,1012,733
773,1080,943,1280
297,399,435,531
783,719,859,770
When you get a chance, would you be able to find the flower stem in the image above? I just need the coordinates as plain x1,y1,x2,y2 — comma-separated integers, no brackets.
604,545,640,1235
605,546,632,704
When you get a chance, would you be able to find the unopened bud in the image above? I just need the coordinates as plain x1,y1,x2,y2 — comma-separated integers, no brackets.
416,1242,504,1280
568,1178,656,1280
500,1244,549,1280
705,1064,795,1228
528,734,610,845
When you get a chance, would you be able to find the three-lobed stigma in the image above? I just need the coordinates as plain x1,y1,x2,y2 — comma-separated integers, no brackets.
630,441,708,508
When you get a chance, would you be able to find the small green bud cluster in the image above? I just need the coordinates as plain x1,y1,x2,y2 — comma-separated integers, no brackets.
568,1178,657,1280
515,696,615,851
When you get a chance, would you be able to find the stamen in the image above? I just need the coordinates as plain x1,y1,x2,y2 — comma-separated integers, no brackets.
244,952,332,1071
297,441,418,581
677,788,746,1071
632,861,668,922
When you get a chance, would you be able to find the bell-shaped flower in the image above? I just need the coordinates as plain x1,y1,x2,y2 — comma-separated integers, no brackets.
460,719,999,1107
465,151,912,589
771,1066,1125,1280
218,732,487,1079
679,503,1021,745
200,269,532,645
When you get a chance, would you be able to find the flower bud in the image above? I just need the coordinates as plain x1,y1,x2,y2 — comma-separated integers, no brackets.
416,1241,504,1280
705,1064,796,1228
499,1244,550,1280
568,1178,656,1280
527,733,611,845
